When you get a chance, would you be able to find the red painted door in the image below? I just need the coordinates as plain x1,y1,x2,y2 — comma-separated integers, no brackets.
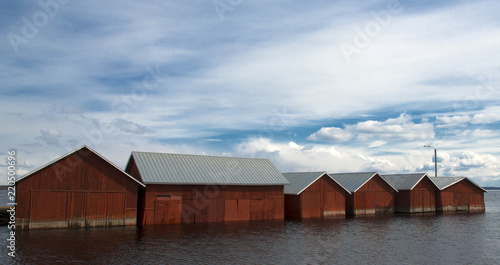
106,193,126,225
30,191,68,228
67,192,85,227
154,196,183,224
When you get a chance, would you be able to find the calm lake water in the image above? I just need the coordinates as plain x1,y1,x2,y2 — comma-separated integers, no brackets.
0,190,10,206
2,191,500,264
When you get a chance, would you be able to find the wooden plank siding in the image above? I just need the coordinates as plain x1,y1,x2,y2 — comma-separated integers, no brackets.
284,175,347,218
16,147,141,230
136,184,285,226
436,179,485,212
347,175,395,216
394,177,437,213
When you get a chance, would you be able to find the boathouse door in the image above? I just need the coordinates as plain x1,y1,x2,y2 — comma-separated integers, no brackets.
154,195,183,224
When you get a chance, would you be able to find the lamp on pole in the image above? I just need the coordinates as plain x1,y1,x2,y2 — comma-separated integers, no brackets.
424,145,437,177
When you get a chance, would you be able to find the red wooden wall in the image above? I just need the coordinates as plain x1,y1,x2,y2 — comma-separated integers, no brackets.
137,184,284,226
436,180,485,212
347,175,395,216
284,175,347,218
395,177,437,213
127,156,285,226
16,148,140,230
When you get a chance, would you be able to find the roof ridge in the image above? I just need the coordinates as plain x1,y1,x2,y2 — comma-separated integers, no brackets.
282,171,326,174
330,171,378,174
131,151,269,160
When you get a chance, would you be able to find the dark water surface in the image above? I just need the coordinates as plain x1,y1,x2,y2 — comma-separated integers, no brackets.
2,191,500,264
0,190,10,206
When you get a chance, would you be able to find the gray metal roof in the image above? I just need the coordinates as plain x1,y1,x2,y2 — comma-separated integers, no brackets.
129,151,289,185
17,145,145,187
282,172,351,195
432,177,464,190
432,177,487,192
329,172,398,193
381,173,438,190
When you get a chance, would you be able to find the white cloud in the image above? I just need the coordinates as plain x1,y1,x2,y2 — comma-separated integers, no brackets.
307,127,353,142
369,140,387,148
308,113,434,143
357,155,399,173
236,138,404,173
436,111,500,128
237,138,359,172
436,115,472,128
470,112,500,124
457,129,499,138
458,151,498,168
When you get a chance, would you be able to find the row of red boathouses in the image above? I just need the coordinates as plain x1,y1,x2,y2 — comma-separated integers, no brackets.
14,145,487,230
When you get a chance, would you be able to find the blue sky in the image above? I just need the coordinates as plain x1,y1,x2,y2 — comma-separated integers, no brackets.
1,0,500,186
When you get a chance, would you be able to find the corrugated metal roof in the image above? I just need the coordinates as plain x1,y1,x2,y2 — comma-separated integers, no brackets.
432,177,463,190
329,172,398,193
129,151,289,185
16,145,146,187
282,172,351,195
433,177,487,192
381,173,437,190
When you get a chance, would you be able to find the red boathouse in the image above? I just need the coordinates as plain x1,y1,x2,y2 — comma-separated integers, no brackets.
125,151,289,226
330,172,397,216
433,177,486,212
283,172,350,218
381,173,439,213
15,145,145,230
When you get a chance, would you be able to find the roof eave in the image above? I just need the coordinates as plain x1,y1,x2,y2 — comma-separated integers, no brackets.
409,173,432,190
15,145,87,183
87,146,146,188
353,172,398,193
419,173,441,190
325,173,352,195
294,172,328,195
16,145,146,188
439,178,464,190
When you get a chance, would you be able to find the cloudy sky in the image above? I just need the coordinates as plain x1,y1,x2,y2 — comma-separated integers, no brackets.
2,0,500,186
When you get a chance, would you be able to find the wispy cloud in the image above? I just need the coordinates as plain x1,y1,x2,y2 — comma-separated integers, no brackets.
113,118,153,135
456,129,499,138
436,106,500,127
308,113,434,143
